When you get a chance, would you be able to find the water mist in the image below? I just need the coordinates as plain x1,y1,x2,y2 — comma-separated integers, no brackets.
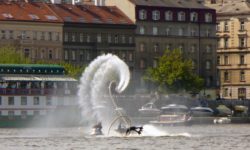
78,54,130,132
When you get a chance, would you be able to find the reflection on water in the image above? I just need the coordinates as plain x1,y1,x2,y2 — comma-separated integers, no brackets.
1,124,250,150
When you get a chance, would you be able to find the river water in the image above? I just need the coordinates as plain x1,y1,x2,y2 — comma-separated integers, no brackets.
0,124,250,150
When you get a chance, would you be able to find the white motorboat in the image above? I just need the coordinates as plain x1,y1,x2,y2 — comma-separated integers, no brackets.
138,102,161,116
190,106,214,117
150,104,191,126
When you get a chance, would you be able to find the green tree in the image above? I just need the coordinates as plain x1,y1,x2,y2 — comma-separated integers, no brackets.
0,45,31,64
145,49,204,93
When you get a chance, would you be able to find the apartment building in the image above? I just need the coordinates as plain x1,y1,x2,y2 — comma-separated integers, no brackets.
205,0,250,99
105,0,218,94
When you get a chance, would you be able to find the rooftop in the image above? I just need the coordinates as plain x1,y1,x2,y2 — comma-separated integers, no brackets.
0,2,133,25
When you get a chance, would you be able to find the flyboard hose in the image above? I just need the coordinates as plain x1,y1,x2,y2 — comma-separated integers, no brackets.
107,80,131,135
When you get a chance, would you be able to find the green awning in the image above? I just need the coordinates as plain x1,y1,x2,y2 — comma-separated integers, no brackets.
0,76,77,82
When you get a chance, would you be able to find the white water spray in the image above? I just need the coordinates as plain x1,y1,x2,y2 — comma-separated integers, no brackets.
78,54,130,131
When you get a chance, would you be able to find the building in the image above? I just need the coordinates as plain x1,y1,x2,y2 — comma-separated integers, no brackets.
204,0,250,100
0,1,63,63
105,0,218,94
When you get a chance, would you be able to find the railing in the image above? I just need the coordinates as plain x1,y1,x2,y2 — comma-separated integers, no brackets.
0,88,76,96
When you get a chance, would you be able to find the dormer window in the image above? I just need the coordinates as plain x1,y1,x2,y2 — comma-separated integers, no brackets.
190,12,198,22
165,11,173,21
152,10,160,20
205,13,212,23
178,11,185,21
139,9,147,20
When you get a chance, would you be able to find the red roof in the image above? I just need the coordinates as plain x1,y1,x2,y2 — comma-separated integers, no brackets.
0,2,133,25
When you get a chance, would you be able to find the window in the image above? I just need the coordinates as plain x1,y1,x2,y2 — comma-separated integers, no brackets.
153,59,158,68
21,111,27,119
49,50,53,59
122,35,126,43
72,51,76,60
205,13,212,23
191,44,196,53
9,30,13,39
240,71,245,81
240,55,245,65
190,12,198,22
140,43,145,52
46,97,52,106
8,97,14,105
33,31,37,40
21,97,27,105
129,36,133,44
238,88,246,100
178,28,184,36
165,27,171,36
114,35,118,43
239,37,245,48
24,48,30,58
80,33,84,42
205,60,211,70
240,21,245,31
224,38,229,48
153,43,159,52
97,34,101,43
217,56,220,65
224,21,228,31
64,50,68,60
71,33,76,42
224,71,229,82
86,51,91,61
64,32,68,42
139,26,145,35
216,23,220,32
41,32,45,40
206,29,211,37
140,59,145,69
128,53,133,61
108,34,112,43
8,111,14,119
178,11,185,21
223,88,228,97
166,44,172,50
152,10,160,20
152,26,158,35
79,51,84,61
179,44,184,51
86,35,90,43
55,32,59,41
191,28,196,36
165,11,173,21
48,32,52,41
224,55,229,65
33,97,39,105
206,45,211,53
217,38,221,48
139,9,147,20
1,30,5,39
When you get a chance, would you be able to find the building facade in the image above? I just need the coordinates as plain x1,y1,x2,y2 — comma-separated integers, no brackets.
105,0,218,94
0,2,63,63
205,0,250,100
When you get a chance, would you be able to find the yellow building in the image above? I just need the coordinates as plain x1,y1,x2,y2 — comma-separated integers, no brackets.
205,0,250,99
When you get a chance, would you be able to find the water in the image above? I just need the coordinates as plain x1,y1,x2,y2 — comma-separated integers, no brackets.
78,54,130,131
1,124,250,150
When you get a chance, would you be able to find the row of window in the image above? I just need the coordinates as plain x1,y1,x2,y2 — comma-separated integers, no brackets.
22,48,60,60
217,55,246,65
218,37,246,49
139,43,213,53
138,26,213,37
0,30,60,41
64,50,134,62
64,32,134,44
217,20,246,32
138,9,213,23
223,88,246,99
0,97,52,106
224,71,246,82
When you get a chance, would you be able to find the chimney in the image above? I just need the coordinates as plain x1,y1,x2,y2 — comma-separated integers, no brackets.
95,0,104,6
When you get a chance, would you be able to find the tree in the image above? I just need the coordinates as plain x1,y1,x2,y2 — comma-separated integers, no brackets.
0,45,31,64
144,49,204,93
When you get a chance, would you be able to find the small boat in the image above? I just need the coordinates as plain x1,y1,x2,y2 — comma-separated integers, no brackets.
214,117,231,124
150,104,191,126
138,102,161,116
190,106,214,117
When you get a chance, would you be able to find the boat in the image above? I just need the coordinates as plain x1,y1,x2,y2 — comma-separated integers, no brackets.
190,106,214,117
0,64,79,127
90,122,103,135
150,104,192,126
138,102,161,116
214,117,231,124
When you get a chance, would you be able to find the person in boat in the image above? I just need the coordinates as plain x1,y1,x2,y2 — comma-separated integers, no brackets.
125,126,143,135
115,122,127,134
